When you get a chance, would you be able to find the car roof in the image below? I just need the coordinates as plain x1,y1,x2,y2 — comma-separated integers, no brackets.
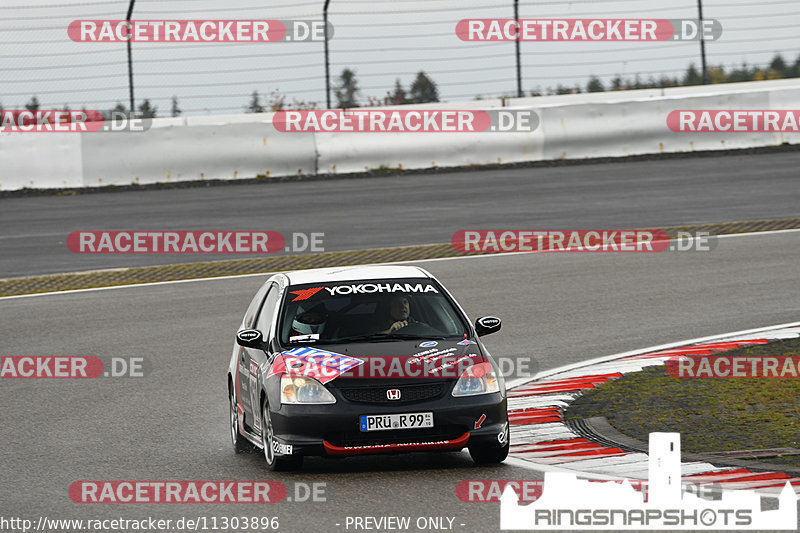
283,265,432,285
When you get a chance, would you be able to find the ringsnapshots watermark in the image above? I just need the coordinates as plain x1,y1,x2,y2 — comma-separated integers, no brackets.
0,110,150,133
499,433,797,530
66,231,324,254
272,109,538,133
0,356,150,378
456,19,721,42
668,110,800,133
68,20,332,42
452,230,716,254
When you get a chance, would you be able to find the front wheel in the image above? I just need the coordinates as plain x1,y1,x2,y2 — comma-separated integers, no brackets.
261,401,303,471
229,388,252,453
468,440,509,464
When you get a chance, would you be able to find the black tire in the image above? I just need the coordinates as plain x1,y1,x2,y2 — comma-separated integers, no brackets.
229,388,252,453
469,440,510,464
261,401,304,471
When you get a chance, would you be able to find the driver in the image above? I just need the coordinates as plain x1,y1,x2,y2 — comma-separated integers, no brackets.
379,294,419,334
290,303,328,340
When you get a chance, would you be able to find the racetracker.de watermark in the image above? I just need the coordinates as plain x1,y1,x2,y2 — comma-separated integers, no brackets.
272,109,538,133
68,20,332,42
68,481,327,504
0,110,149,133
452,230,716,253
0,356,150,378
66,231,324,254
272,349,535,381
668,110,800,132
456,19,721,41
457,479,723,504
667,356,800,378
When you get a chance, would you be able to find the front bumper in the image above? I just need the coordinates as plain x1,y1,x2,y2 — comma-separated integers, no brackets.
268,389,508,458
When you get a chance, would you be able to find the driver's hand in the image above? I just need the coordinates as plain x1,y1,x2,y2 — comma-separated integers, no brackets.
388,320,408,332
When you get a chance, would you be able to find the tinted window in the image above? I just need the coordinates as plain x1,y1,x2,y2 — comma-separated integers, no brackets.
278,278,469,345
255,284,280,335
243,281,272,329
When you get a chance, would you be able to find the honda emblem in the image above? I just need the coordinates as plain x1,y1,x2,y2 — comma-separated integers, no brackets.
386,388,401,400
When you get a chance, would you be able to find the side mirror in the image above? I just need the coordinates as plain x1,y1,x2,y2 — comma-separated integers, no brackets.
475,316,501,337
236,329,265,349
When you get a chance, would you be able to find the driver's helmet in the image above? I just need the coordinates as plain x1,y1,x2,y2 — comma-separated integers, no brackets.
292,303,328,335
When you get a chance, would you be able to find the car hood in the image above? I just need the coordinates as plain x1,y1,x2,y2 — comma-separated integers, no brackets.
271,339,488,386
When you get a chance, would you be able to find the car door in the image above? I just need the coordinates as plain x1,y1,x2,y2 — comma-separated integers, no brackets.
241,282,281,432
236,281,271,426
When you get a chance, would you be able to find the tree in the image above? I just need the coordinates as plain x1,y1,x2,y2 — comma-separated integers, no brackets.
103,102,127,120
246,90,264,113
409,71,439,103
555,84,571,95
769,54,787,76
611,76,623,91
335,68,359,109
683,64,703,85
138,99,157,118
171,96,181,117
390,79,407,105
586,75,605,93
25,96,40,111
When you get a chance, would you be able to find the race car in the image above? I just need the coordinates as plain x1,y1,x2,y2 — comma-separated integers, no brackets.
226,265,508,470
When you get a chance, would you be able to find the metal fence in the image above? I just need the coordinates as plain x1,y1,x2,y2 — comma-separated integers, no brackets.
1,0,799,116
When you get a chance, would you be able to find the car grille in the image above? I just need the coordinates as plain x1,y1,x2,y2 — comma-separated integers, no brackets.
339,383,447,404
325,425,466,448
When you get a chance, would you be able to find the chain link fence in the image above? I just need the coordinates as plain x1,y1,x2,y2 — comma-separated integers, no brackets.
1,0,799,117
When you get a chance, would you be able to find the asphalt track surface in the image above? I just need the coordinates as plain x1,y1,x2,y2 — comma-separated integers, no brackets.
2,150,800,278
2,231,799,532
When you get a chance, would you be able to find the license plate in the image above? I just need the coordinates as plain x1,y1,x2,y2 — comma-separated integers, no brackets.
359,412,433,432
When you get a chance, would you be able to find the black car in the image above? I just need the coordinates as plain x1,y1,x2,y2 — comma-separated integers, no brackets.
227,265,508,470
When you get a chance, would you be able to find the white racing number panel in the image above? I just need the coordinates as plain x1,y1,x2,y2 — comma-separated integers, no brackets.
359,412,434,432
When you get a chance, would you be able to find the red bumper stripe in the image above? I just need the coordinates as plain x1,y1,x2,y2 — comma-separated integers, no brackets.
323,432,470,456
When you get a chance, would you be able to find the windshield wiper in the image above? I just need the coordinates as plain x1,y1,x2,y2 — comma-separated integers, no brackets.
325,333,453,344
381,333,450,340
323,334,396,344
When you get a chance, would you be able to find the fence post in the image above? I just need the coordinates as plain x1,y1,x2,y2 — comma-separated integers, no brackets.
697,0,709,84
514,0,522,97
324,0,332,108
126,0,136,113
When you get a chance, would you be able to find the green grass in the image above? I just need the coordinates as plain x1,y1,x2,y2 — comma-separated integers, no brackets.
566,337,800,468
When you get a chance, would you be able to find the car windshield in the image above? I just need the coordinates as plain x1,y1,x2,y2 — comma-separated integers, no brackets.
278,278,470,345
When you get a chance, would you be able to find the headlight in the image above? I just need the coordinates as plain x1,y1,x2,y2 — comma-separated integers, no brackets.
280,375,337,404
451,362,501,397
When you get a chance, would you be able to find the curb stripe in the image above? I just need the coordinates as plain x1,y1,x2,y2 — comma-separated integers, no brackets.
505,323,800,498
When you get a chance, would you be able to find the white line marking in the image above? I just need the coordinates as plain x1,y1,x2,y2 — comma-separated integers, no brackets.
505,321,800,389
1,227,797,302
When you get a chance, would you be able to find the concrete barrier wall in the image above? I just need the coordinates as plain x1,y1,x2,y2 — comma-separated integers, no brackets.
80,123,317,187
1,79,798,191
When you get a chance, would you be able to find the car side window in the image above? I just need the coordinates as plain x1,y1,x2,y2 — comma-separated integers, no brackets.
243,282,271,329
255,284,281,336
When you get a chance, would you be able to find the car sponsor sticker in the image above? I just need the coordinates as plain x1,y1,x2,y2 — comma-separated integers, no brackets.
290,286,325,302
267,347,364,384
289,282,439,301
289,333,319,343
419,341,438,348
271,441,293,456
457,339,477,345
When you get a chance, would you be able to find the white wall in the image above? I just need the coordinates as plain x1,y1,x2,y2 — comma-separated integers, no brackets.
1,79,797,191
